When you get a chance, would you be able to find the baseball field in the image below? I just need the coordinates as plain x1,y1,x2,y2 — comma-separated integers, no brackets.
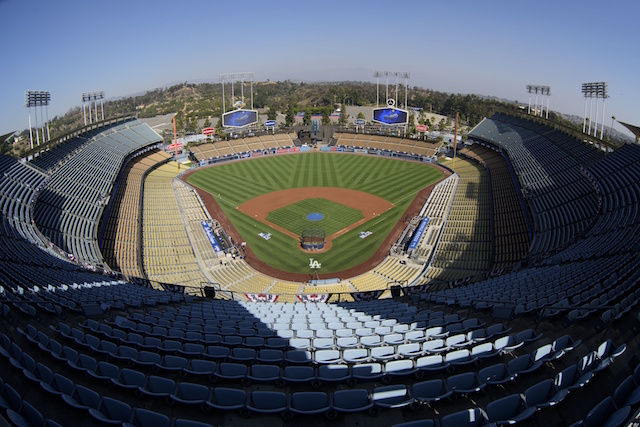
187,152,443,274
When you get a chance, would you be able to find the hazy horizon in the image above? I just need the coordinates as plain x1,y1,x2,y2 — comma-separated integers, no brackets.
1,0,638,138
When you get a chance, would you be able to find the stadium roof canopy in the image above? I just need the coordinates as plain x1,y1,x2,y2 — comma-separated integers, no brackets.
618,120,640,144
1,131,15,144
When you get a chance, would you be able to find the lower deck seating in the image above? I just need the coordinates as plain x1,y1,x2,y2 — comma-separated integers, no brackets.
142,163,209,291
101,150,171,277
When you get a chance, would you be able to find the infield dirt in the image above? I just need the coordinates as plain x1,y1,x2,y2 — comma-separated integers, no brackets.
237,187,393,252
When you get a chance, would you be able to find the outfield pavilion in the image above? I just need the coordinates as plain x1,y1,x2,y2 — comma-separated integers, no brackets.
1,94,640,427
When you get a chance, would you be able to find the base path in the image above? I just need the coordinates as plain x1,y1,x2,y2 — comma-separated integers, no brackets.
237,187,394,252
181,159,452,282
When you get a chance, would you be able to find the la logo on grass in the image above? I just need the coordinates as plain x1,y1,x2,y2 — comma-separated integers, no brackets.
309,258,322,269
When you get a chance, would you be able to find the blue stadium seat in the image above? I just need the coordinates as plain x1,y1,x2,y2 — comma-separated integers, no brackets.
332,389,373,413
372,384,412,409
215,363,248,381
247,364,281,384
206,387,247,411
247,391,287,414
288,391,331,415
523,378,568,410
40,373,74,397
124,407,171,427
61,384,101,411
317,364,350,385
170,382,210,406
282,366,315,384
412,379,452,405
87,361,120,382
184,359,217,378
89,396,133,425
478,363,515,386
440,408,488,427
485,394,536,426
110,368,147,391
138,376,176,398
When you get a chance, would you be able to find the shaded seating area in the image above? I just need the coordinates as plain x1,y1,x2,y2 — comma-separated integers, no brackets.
32,119,162,269
421,157,493,284
469,113,601,259
459,144,531,269
101,150,172,277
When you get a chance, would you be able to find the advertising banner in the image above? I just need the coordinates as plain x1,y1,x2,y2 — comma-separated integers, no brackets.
408,217,430,250
201,221,222,253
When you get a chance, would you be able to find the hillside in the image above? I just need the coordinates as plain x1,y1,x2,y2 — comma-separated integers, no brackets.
11,80,626,156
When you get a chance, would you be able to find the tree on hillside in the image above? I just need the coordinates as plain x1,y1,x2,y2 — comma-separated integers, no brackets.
285,104,295,127
303,111,311,126
418,109,426,125
409,112,416,134
321,110,330,125
338,108,347,126
215,114,224,139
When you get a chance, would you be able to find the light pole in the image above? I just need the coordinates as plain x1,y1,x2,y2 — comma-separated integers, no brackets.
25,90,51,148
374,70,410,108
219,72,255,114
525,85,550,117
610,116,616,140
581,82,607,138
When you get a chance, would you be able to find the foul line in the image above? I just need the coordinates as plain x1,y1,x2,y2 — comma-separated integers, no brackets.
370,188,423,226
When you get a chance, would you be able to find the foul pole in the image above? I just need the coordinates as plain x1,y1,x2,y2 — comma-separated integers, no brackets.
453,112,458,170
173,116,179,172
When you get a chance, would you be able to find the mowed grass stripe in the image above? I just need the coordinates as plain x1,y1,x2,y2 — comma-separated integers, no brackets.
243,159,279,194
352,157,380,188
340,156,369,188
326,153,340,187
317,153,326,187
188,153,444,273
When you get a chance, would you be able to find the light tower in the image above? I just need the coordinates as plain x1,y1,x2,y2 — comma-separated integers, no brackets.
373,70,410,109
82,91,105,125
219,72,255,114
525,85,550,117
25,90,51,149
581,82,607,138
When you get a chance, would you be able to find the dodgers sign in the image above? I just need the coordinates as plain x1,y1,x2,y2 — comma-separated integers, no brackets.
201,221,222,253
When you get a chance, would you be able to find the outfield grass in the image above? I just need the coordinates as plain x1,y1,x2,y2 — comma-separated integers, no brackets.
266,198,364,237
187,153,443,274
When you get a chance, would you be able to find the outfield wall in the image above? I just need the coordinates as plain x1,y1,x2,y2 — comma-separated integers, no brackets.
188,144,433,174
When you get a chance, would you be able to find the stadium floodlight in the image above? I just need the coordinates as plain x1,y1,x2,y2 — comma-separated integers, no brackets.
597,83,608,140
219,72,255,114
81,91,105,125
98,91,105,121
373,70,411,110
545,87,551,119
81,93,89,125
526,85,550,118
581,83,593,133
581,82,607,138
25,90,51,148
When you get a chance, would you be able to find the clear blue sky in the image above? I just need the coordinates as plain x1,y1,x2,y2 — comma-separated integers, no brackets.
1,0,639,137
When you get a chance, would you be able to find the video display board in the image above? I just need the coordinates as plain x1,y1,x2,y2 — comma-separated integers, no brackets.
372,107,408,126
222,109,258,128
